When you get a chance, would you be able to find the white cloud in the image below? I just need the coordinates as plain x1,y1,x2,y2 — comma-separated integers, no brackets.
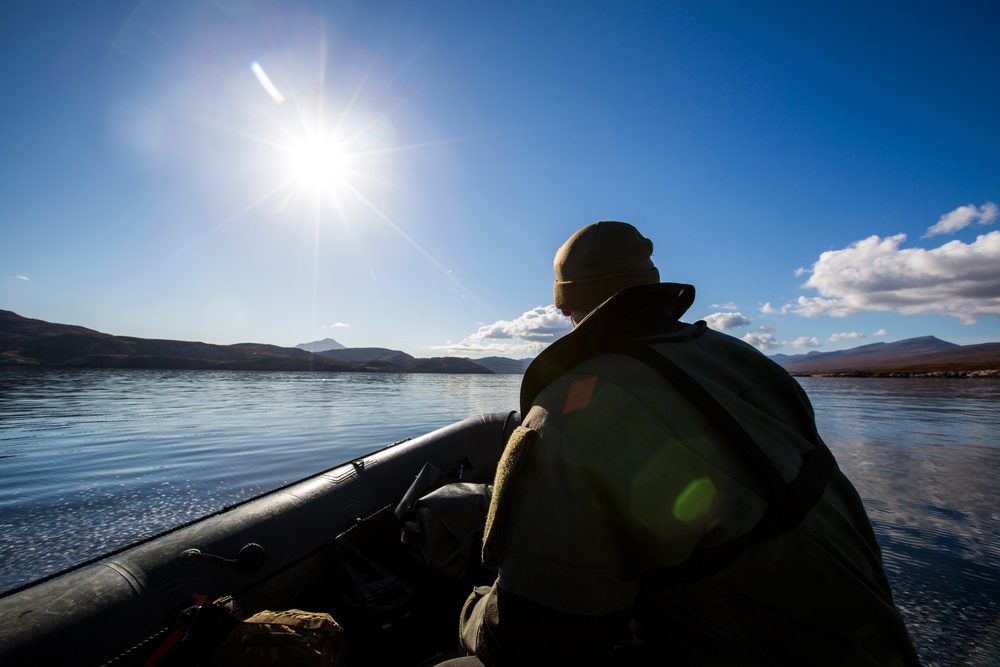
791,295,858,318
702,311,751,330
829,331,866,342
471,306,570,342
11,275,29,281
791,336,821,348
760,302,780,315
324,322,350,328
924,202,998,237
760,301,798,316
873,329,889,337
438,305,572,356
742,326,783,351
710,301,739,310
793,230,1000,324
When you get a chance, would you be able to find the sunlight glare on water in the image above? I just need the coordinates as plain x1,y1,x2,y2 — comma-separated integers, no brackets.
1,371,997,666
0,369,520,595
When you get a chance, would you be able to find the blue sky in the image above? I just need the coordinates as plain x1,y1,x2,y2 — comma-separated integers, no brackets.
2,0,998,359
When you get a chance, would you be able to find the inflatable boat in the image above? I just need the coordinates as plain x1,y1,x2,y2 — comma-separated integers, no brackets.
0,411,520,666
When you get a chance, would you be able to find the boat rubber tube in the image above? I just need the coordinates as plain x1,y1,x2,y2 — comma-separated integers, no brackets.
0,411,518,667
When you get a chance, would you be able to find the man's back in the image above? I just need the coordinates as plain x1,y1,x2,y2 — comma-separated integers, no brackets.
482,287,918,664
452,222,917,666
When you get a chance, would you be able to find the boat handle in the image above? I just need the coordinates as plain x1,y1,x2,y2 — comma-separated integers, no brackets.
181,542,266,572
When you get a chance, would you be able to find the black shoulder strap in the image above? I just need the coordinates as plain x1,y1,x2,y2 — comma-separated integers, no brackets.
615,341,835,582
521,285,835,581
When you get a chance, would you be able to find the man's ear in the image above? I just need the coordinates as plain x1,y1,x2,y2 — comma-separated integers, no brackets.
561,309,573,317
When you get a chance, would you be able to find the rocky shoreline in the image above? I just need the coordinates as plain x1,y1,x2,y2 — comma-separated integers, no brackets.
800,369,1000,379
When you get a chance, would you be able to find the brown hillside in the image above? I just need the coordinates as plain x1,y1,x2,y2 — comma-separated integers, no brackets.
783,342,1000,375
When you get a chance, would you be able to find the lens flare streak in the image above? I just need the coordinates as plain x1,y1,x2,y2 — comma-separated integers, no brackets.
250,60,285,105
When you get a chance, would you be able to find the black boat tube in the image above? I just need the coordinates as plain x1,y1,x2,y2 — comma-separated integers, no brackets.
0,411,518,666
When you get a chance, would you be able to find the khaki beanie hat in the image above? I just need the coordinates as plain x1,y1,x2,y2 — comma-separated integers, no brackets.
553,220,660,312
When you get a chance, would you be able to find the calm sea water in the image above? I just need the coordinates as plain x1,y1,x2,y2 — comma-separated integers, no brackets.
1,369,998,666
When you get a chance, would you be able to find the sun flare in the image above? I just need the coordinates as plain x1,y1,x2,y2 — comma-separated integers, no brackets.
240,59,391,213
287,135,349,193
232,46,451,295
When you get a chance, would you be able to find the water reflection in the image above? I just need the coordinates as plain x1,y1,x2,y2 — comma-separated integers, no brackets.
0,369,521,596
799,377,1000,666
0,371,997,665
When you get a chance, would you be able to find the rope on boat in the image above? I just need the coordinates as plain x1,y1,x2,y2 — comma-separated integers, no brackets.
97,623,173,667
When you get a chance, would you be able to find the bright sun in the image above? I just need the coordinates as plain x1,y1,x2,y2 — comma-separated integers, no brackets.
232,49,469,301
242,58,402,225
287,136,349,193
249,59,362,202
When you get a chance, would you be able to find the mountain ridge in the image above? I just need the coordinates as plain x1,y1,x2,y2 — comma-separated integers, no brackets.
770,335,1000,376
0,310,492,374
3,310,997,376
295,338,345,353
770,336,956,366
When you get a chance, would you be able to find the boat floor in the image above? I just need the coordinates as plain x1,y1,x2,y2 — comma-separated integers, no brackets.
316,506,496,666
164,504,495,667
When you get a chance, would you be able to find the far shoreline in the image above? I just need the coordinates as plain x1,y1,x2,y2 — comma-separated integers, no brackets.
792,369,1000,379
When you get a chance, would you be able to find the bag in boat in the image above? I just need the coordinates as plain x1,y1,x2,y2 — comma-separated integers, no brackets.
209,608,351,667
395,462,493,580
147,596,350,667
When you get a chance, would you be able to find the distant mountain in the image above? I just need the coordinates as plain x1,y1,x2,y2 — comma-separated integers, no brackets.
0,310,490,374
317,347,415,365
474,356,534,374
406,357,496,374
771,336,955,367
13,309,990,378
315,349,534,374
295,338,346,353
316,347,493,374
0,310,359,371
772,336,1000,375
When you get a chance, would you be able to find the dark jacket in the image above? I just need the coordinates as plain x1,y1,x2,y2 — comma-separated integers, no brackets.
463,284,918,666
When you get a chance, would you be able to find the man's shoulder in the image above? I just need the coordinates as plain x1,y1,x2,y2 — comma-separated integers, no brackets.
656,324,782,371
